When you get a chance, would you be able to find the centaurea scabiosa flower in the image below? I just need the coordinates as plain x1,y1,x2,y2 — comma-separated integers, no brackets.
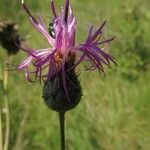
17,0,117,149
18,0,116,110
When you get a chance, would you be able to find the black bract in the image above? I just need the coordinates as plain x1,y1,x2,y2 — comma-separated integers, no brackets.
43,62,82,112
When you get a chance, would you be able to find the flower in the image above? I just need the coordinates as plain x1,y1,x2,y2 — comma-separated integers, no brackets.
18,0,116,102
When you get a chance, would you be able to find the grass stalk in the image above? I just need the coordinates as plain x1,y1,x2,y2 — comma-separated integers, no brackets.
0,62,3,150
3,94,10,150
0,110,3,150
3,60,10,150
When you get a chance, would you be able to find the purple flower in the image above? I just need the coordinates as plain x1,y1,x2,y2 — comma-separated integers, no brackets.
18,0,116,86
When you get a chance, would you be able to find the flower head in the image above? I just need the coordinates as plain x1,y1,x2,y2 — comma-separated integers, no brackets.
0,20,21,55
18,0,116,102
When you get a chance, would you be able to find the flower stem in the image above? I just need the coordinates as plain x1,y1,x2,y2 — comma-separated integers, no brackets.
58,111,65,150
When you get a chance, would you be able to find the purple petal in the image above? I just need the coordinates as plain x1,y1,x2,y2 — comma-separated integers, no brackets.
62,63,70,102
87,21,106,44
92,45,117,65
22,0,55,46
50,0,57,18
86,25,93,42
96,37,115,45
18,56,33,70
22,0,38,24
64,0,69,24
29,18,55,46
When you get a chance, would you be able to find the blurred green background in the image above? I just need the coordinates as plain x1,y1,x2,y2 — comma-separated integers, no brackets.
0,0,150,149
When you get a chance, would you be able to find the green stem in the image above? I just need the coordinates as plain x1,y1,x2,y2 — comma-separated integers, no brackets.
3,59,10,150
0,62,3,150
4,93,10,150
59,112,65,150
0,110,3,150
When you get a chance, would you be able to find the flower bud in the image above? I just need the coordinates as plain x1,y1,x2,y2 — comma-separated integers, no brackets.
0,20,21,55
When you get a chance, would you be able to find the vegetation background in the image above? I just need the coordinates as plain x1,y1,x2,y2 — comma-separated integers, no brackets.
0,0,150,149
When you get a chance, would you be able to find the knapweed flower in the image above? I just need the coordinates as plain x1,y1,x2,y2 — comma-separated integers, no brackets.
18,0,116,111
